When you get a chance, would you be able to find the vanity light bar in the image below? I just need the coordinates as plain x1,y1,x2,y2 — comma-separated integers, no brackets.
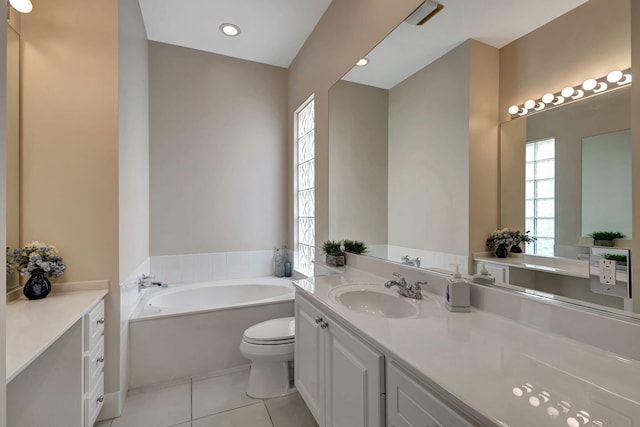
508,68,632,118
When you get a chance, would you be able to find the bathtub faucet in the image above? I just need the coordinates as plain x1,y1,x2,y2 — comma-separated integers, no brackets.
137,274,163,292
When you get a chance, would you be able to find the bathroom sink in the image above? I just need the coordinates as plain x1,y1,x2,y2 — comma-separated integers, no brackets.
329,285,420,319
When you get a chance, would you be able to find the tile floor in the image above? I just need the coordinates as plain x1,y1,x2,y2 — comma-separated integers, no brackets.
95,367,318,427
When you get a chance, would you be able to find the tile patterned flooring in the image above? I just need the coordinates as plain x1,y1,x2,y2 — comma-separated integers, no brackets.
95,367,318,427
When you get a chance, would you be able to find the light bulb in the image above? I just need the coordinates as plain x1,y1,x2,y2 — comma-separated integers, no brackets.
607,70,623,83
561,87,575,98
535,102,545,111
518,108,528,117
356,58,369,67
9,0,32,13
582,79,597,91
524,99,536,109
593,82,607,93
508,105,519,115
541,93,555,104
572,89,584,99
219,23,241,37
553,96,565,105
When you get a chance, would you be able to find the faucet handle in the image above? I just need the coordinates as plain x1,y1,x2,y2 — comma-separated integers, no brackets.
393,272,404,279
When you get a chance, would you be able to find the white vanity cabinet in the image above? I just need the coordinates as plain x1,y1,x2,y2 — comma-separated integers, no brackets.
295,294,384,427
475,261,509,284
84,299,106,427
386,361,476,427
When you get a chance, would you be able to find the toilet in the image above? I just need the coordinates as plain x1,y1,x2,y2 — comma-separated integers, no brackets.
240,317,296,399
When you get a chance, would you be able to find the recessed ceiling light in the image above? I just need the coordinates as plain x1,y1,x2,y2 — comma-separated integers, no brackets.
356,58,369,67
220,23,241,37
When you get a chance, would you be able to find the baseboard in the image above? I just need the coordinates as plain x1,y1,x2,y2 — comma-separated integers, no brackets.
96,391,122,422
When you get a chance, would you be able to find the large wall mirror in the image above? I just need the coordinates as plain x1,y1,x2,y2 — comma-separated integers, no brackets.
7,22,21,292
327,0,635,317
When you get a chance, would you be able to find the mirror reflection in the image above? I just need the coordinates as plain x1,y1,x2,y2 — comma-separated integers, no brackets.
6,23,20,291
328,0,633,315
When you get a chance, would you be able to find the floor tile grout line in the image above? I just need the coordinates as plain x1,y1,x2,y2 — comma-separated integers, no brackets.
190,376,194,423
263,400,276,427
190,401,265,422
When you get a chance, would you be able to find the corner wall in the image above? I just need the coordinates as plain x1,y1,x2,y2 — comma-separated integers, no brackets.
148,42,288,256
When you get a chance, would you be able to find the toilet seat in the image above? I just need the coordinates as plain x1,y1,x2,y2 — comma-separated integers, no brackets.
243,317,295,345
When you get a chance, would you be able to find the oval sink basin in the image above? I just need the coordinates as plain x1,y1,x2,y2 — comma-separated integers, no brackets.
329,285,419,319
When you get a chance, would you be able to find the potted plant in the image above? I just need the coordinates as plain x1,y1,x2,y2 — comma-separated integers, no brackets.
342,239,368,255
486,228,515,258
322,240,345,266
10,241,66,300
588,231,625,247
510,230,536,253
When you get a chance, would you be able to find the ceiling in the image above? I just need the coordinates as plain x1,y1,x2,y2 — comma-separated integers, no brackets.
138,0,332,68
343,0,588,89
138,0,588,80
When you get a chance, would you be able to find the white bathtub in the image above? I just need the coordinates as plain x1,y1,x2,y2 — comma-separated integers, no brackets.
129,277,295,388
132,277,294,320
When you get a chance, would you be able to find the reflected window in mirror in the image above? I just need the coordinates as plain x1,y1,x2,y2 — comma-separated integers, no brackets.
294,96,316,277
525,138,555,256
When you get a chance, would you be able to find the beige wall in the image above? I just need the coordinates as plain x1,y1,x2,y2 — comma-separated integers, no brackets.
149,42,288,255
0,5,7,424
21,0,120,398
119,0,149,283
388,42,470,255
328,80,388,244
287,0,424,253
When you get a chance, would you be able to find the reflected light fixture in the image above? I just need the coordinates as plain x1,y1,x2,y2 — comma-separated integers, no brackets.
356,58,369,67
508,68,632,119
219,23,241,37
9,0,32,13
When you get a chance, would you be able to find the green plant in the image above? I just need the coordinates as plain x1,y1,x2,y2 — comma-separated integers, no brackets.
342,239,368,254
602,253,627,262
322,240,344,256
588,231,625,241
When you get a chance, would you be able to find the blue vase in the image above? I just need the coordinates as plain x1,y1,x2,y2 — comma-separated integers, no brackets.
495,244,509,258
23,269,52,300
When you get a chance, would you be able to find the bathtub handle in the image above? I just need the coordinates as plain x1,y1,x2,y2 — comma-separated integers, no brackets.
315,317,323,325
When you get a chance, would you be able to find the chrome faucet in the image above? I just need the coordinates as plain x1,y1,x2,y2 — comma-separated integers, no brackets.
137,274,162,292
401,255,421,268
384,272,426,300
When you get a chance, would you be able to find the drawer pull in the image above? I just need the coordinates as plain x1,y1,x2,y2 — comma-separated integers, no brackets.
97,396,105,403
97,356,105,363
96,318,105,325
315,317,323,324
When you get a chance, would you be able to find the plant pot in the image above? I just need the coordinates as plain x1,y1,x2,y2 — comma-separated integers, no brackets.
23,269,52,300
510,244,522,253
495,244,509,259
594,239,614,247
325,254,345,267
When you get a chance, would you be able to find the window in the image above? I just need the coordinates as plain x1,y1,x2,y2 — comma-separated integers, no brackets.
294,96,315,276
525,138,555,256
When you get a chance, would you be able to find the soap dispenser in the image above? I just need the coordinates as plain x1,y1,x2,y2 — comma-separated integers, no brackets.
445,265,470,312
471,263,495,286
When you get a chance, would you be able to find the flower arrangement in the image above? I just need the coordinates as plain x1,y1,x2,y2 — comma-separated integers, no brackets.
511,229,536,245
486,228,515,249
10,241,66,278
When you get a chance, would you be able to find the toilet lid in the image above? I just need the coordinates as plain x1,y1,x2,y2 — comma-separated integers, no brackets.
243,317,295,344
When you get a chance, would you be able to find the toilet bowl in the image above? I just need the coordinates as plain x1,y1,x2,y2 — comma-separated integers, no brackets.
240,317,296,399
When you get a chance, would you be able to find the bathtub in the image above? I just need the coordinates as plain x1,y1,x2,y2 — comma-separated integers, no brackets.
129,277,295,388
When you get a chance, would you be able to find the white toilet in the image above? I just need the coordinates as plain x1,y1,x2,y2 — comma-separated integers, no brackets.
240,317,296,399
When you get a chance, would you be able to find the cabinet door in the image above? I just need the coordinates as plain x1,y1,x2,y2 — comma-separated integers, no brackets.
387,361,474,427
324,318,384,427
295,296,325,425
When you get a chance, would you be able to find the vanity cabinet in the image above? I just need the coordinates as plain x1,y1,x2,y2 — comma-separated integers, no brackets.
295,294,384,427
84,299,106,426
475,261,509,284
386,361,475,427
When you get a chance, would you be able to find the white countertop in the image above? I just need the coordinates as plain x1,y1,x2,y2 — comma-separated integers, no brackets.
6,288,108,382
294,268,640,426
474,254,589,279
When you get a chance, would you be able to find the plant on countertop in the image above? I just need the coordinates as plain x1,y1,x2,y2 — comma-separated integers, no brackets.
587,231,625,241
602,253,628,263
511,229,536,245
10,240,66,278
6,247,12,276
322,240,345,256
342,239,368,255
486,228,515,249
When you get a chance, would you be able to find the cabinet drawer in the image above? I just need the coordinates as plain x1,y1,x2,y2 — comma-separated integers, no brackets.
387,362,474,427
85,372,105,427
85,335,105,392
85,300,105,351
